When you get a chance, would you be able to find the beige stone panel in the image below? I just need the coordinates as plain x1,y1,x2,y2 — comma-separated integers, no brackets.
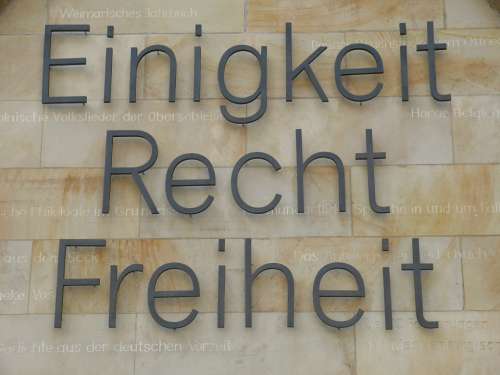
343,31,429,98
29,240,111,314
0,35,42,100
139,167,351,238
346,29,500,98
445,0,500,28
41,100,245,168
0,241,31,314
0,314,135,375
452,96,500,163
249,237,462,313
131,239,244,314
0,102,43,167
248,0,443,32
437,29,500,96
247,97,452,167
135,312,355,375
170,240,234,313
29,239,243,315
351,165,500,236
144,34,251,100
462,237,500,310
356,312,500,375
48,0,244,34
143,33,345,100
48,34,145,101
0,169,140,239
0,0,46,34
252,32,346,99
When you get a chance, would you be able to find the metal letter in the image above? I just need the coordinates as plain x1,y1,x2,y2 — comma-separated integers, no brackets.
383,267,393,330
104,47,113,103
245,239,294,328
165,153,216,215
402,238,439,329
231,153,282,214
193,24,202,101
130,45,177,102
399,22,409,102
355,129,390,214
109,264,143,328
218,265,225,328
54,239,106,328
417,21,450,102
102,130,159,214
147,263,200,329
334,43,384,102
296,129,346,213
312,262,365,329
286,22,328,102
42,24,90,104
218,45,267,124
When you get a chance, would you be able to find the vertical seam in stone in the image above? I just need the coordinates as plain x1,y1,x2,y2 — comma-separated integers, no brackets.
244,104,248,152
132,313,138,375
353,321,358,375
138,200,143,238
244,0,249,32
442,0,448,29
140,35,147,100
26,241,34,313
40,105,46,168
43,0,49,167
459,236,465,311
46,0,50,27
449,99,456,164
348,166,354,236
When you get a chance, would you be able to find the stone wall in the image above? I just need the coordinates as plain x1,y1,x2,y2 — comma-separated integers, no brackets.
1,0,500,374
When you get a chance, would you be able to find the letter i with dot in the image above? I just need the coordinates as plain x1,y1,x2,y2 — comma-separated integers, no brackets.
217,238,226,328
382,238,393,330
104,25,114,103
194,24,202,102
399,22,409,102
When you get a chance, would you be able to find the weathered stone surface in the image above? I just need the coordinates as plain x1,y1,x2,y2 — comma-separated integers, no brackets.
48,0,244,34
452,96,500,163
462,236,500,310
135,312,355,375
351,165,500,236
438,29,500,96
0,35,42,101
0,241,31,314
41,100,245,168
356,312,500,374
0,169,140,239
247,97,452,167
0,0,46,34
0,102,42,168
139,167,351,238
248,0,443,32
0,314,136,375
445,0,500,28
